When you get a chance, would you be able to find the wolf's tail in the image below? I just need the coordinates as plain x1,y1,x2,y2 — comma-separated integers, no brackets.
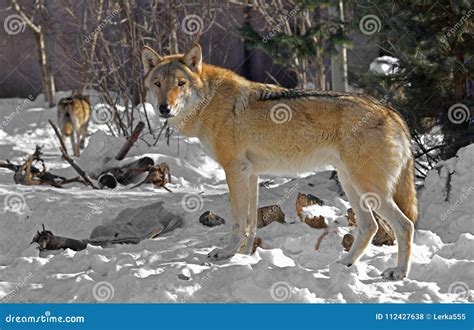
393,157,418,222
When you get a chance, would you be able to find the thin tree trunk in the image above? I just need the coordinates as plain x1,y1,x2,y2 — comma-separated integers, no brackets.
167,0,178,53
37,30,55,107
11,0,55,107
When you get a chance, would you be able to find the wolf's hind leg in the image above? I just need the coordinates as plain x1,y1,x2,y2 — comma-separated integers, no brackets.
336,174,378,267
208,159,250,261
374,199,414,280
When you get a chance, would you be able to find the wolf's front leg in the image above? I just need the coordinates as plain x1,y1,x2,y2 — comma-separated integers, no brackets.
238,174,259,255
70,134,77,157
74,132,81,157
208,160,251,261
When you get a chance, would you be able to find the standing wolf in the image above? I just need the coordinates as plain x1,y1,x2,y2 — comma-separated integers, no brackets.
141,44,417,280
57,94,91,157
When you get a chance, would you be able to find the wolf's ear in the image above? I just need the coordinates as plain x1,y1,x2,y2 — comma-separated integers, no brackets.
182,44,202,74
141,46,163,75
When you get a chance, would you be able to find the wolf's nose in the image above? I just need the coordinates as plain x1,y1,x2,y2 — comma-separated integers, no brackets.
159,104,171,116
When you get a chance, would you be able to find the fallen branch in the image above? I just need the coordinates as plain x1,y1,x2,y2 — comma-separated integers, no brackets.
0,159,39,173
315,228,330,251
49,120,98,189
31,225,144,252
1,146,85,188
115,121,145,161
153,121,168,146
31,224,87,251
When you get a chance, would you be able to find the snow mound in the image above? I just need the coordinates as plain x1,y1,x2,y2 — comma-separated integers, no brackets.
418,144,474,243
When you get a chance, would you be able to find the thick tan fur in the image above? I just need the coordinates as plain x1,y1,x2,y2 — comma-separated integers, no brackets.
141,44,418,280
57,95,91,157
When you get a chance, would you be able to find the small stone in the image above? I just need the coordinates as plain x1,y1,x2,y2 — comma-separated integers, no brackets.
199,211,225,227
303,215,327,229
257,205,285,228
342,233,354,251
346,208,356,226
178,274,190,281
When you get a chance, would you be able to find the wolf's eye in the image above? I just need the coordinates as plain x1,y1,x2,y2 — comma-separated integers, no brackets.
177,81,186,87
154,81,161,88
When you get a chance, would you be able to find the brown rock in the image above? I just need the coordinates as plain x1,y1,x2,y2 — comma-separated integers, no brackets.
346,208,356,226
257,205,285,228
295,192,324,221
303,215,327,229
342,233,354,251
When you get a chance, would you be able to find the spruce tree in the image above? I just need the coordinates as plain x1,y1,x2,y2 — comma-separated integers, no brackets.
350,0,473,159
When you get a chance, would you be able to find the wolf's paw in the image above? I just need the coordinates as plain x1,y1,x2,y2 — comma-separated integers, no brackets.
207,247,236,261
336,256,353,267
381,267,407,281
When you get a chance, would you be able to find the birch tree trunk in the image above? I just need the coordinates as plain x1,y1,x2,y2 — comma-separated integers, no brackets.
11,0,55,107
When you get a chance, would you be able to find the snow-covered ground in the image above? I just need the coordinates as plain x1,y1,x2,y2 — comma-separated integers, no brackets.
0,93,472,303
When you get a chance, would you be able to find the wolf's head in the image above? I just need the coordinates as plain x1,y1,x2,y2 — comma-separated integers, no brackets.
141,44,204,120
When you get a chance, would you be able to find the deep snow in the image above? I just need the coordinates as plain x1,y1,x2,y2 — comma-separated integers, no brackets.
0,93,472,303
